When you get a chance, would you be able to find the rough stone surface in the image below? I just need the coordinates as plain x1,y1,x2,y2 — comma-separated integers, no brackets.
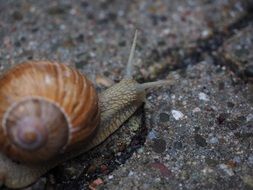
0,0,252,190
103,62,253,190
221,25,253,81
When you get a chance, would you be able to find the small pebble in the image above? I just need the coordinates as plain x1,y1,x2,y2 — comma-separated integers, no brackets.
108,175,114,180
149,162,172,177
89,178,104,190
198,92,210,101
152,138,167,153
227,101,235,108
128,171,134,176
100,164,109,174
171,110,184,120
194,134,207,147
201,29,212,38
154,177,161,182
161,28,171,36
248,155,253,165
192,107,201,113
202,167,214,175
159,112,170,122
137,147,144,154
219,164,234,176
173,141,183,149
246,113,253,122
147,129,157,140
233,156,241,164
216,113,228,125
60,24,66,30
209,137,219,144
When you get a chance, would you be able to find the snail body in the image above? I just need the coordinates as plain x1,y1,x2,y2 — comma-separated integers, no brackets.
0,31,171,188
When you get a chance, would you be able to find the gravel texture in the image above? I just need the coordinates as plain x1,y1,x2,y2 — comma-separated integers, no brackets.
0,0,252,190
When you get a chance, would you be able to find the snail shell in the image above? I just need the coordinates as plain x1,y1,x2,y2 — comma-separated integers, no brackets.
0,61,100,163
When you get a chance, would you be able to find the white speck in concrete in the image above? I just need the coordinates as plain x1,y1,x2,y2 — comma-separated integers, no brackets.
246,113,253,122
192,107,201,113
108,175,114,180
209,137,219,144
171,110,184,120
128,171,134,177
198,92,210,101
201,30,211,38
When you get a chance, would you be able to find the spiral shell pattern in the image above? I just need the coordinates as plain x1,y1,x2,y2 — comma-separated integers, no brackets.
0,61,100,163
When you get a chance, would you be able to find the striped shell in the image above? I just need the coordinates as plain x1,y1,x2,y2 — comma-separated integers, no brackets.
0,61,100,163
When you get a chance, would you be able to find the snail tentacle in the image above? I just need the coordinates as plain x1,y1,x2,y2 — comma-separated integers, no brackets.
126,30,138,77
136,80,174,92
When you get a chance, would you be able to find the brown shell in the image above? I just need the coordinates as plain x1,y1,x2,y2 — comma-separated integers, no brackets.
0,61,100,163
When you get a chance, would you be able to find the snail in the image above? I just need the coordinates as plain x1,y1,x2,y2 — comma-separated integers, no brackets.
0,31,171,189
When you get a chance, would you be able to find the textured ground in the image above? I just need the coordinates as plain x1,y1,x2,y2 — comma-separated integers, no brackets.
0,0,252,190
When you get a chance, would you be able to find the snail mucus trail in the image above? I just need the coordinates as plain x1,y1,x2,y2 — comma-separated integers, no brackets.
0,31,172,189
